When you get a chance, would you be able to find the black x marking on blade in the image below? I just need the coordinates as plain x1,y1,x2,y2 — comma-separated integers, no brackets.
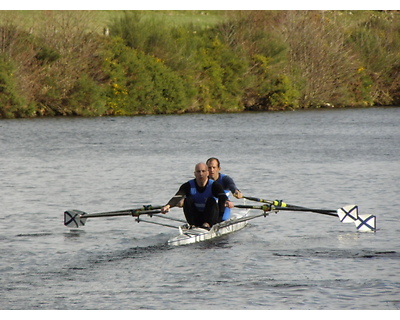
357,215,376,231
64,211,79,228
340,206,358,222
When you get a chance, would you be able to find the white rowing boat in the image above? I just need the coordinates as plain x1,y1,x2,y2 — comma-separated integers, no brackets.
167,211,250,246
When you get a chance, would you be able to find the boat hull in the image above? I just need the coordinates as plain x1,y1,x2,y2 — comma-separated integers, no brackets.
167,211,249,246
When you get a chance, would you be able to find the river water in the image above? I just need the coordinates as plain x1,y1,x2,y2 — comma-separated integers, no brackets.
1,107,399,311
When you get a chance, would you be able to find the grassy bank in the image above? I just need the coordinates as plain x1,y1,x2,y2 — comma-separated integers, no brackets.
0,10,226,34
0,10,399,118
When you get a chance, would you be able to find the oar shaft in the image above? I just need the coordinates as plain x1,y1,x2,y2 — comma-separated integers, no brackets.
79,205,163,219
82,209,162,219
243,195,337,216
82,210,134,218
235,204,338,217
136,218,180,229
274,206,338,217
64,206,164,228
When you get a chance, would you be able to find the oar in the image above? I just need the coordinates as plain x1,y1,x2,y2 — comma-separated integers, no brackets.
235,204,338,217
240,196,377,232
243,195,345,217
64,205,163,228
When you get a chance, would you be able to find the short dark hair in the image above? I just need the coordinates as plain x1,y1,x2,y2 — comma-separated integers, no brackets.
206,157,220,168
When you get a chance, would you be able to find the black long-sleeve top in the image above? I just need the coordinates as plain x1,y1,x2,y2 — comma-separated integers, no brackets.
166,179,228,214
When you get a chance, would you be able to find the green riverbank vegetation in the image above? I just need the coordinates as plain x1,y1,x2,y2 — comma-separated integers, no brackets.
0,10,399,118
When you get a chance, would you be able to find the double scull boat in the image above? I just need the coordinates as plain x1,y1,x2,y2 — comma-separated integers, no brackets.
63,198,377,246
166,210,262,246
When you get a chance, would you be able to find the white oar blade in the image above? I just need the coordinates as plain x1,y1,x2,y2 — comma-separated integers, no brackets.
354,214,377,232
337,205,358,223
64,210,87,228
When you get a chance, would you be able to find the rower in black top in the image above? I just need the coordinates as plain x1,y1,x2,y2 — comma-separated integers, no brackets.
161,162,234,229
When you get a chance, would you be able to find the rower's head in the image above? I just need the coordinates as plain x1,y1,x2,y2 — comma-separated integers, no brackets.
194,162,209,185
206,157,221,181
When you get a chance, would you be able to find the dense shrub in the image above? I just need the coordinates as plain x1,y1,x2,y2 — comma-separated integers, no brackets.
102,37,193,115
0,57,32,118
65,74,107,116
347,12,400,105
193,36,247,112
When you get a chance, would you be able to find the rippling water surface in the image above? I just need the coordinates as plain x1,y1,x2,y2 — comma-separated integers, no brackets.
1,107,399,310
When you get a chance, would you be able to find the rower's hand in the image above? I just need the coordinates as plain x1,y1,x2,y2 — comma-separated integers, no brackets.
225,201,234,209
233,191,243,199
161,205,170,214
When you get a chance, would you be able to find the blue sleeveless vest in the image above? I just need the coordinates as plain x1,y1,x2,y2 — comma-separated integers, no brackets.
216,174,231,221
188,179,215,212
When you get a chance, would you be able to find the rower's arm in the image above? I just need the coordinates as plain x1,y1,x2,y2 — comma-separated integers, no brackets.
162,182,189,212
222,175,242,198
212,182,230,213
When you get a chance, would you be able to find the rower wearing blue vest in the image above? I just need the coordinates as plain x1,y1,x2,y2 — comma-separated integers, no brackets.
161,162,234,229
206,157,242,221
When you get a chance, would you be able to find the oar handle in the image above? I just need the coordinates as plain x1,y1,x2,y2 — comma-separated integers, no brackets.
243,196,270,203
235,204,272,211
243,196,276,204
243,196,286,207
132,209,162,217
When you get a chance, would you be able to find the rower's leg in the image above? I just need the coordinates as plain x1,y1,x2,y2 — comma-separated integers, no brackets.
204,197,219,226
183,198,201,226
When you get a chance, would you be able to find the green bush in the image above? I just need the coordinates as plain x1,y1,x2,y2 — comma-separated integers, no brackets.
65,74,107,116
347,12,400,106
193,36,247,112
35,46,61,64
102,38,193,115
242,54,299,111
0,57,32,118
